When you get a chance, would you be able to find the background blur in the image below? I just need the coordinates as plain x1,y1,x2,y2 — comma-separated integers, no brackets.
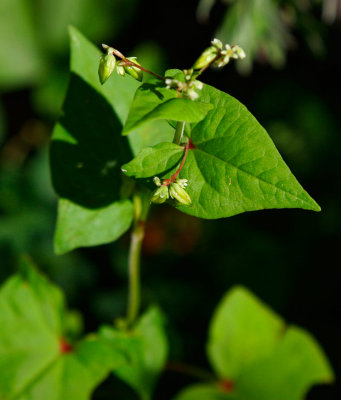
0,0,340,399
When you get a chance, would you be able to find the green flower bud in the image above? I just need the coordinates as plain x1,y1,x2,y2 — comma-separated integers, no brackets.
124,57,143,82
233,45,246,59
151,186,169,204
169,182,191,206
116,64,125,77
192,46,218,70
98,48,116,85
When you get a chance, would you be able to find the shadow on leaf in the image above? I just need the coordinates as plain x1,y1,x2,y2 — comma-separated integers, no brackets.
50,73,132,209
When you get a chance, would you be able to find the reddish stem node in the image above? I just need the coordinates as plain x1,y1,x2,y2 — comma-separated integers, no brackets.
59,337,74,354
219,379,234,393
162,140,190,186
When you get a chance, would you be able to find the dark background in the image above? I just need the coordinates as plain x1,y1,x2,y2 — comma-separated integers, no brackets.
0,0,340,399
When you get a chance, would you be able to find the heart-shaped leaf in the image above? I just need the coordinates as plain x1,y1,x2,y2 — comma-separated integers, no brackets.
122,84,320,218
50,27,137,254
0,257,124,399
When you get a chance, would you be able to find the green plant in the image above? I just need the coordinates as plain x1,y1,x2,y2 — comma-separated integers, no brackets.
0,27,334,399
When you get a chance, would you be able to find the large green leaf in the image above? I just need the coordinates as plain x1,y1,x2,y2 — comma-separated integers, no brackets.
207,286,284,379
204,286,334,400
99,307,168,400
50,28,176,253
50,27,135,253
122,74,213,136
123,83,320,218
0,258,123,399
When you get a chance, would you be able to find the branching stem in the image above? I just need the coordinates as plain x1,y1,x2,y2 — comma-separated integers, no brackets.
163,139,190,186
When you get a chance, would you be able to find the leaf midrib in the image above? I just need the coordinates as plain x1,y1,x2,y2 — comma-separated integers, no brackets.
193,148,313,207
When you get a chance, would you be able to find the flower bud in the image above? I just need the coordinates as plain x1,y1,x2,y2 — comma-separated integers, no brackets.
169,182,191,206
151,186,169,204
211,38,223,50
116,64,125,77
233,45,246,59
192,46,218,70
98,48,116,85
124,57,143,82
153,176,162,187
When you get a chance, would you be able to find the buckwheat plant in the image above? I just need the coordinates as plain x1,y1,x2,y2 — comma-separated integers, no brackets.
2,27,329,400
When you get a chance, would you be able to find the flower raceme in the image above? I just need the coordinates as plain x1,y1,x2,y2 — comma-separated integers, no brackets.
151,177,191,206
98,44,143,84
193,38,246,70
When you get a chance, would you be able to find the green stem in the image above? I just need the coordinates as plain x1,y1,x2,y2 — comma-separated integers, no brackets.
173,121,185,145
165,361,216,382
126,192,149,327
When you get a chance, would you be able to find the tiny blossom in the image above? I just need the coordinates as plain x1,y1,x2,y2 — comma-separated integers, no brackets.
176,178,188,189
190,80,203,90
116,64,125,76
153,176,162,187
151,186,169,204
234,45,246,59
211,38,223,49
187,89,199,101
169,182,192,205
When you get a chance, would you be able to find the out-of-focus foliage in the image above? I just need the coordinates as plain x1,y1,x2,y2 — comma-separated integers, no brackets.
0,0,138,116
197,0,327,73
0,257,120,399
174,286,333,400
0,0,340,399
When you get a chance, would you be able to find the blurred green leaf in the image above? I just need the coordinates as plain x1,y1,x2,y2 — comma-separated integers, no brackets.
207,286,284,379
0,0,44,89
204,286,334,400
0,257,123,399
50,27,138,253
216,0,288,73
100,307,168,400
235,326,335,400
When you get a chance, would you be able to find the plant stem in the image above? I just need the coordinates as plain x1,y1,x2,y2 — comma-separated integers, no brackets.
107,46,166,81
163,139,190,186
173,121,185,145
165,361,216,382
126,192,149,327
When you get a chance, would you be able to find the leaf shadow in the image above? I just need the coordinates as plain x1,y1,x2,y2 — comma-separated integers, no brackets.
139,83,165,101
50,73,132,209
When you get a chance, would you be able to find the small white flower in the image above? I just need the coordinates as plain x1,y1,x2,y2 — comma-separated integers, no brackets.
176,178,188,189
187,89,199,101
234,45,246,59
192,80,203,90
153,176,162,187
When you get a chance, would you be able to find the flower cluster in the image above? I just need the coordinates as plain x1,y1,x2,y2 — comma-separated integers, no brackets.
165,77,203,101
98,45,143,85
193,38,246,70
151,177,191,206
